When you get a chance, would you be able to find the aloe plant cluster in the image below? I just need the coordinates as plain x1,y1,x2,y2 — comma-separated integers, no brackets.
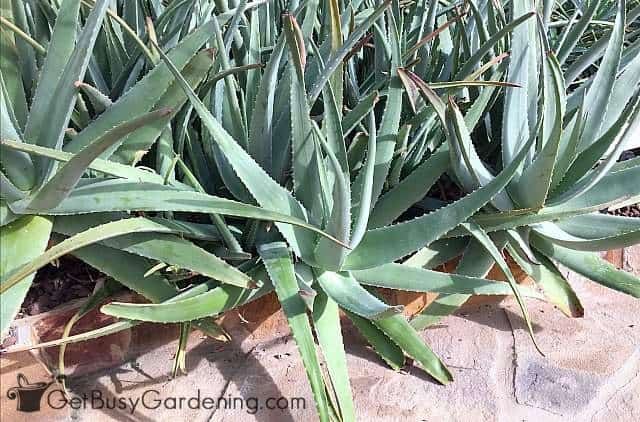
1,0,639,419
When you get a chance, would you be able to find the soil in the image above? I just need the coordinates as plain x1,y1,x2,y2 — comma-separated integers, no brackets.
20,257,101,317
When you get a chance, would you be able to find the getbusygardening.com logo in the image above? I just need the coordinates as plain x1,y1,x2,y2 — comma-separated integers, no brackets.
6,373,306,415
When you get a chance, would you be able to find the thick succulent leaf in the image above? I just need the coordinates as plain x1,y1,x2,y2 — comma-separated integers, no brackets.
16,109,172,212
373,313,452,385
463,165,640,234
460,222,542,354
507,244,584,318
555,214,640,240
344,310,405,370
410,237,507,330
533,222,640,252
30,0,110,184
578,0,626,152
0,216,52,337
101,266,273,322
0,139,169,185
315,270,402,320
23,0,80,146
154,40,320,264
352,263,542,297
342,91,379,137
312,286,356,422
531,234,640,298
0,217,254,295
307,0,391,102
343,128,536,269
404,237,469,270
53,216,251,287
13,179,345,247
349,112,376,248
501,0,538,173
513,51,565,208
368,145,449,229
259,243,331,422
64,19,219,154
314,126,351,269
555,0,600,64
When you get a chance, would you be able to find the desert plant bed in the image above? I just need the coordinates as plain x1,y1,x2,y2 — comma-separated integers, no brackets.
1,0,639,420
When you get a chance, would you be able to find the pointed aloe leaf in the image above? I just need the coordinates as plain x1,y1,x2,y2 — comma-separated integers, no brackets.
259,243,331,422
153,41,319,264
0,216,52,337
313,127,351,269
404,237,470,270
460,222,543,354
0,217,253,296
368,145,449,228
343,126,536,270
315,270,402,320
551,93,640,205
18,109,171,212
444,97,515,210
514,51,565,208
11,179,346,247
456,11,536,79
308,0,391,102
342,91,379,137
285,17,325,227
555,0,600,65
344,309,405,370
373,312,452,384
247,35,285,174
349,112,377,248
0,139,169,185
531,234,639,298
64,18,219,154
30,0,110,184
353,262,542,297
507,243,584,318
501,0,538,173
312,286,356,422
555,213,640,240
53,215,252,288
352,9,403,221
0,79,35,191
579,0,626,151
23,0,80,146
533,222,640,252
101,266,273,322
410,237,506,330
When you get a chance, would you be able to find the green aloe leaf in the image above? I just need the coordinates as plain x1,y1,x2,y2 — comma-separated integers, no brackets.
507,243,584,318
29,0,110,184
13,178,345,247
312,286,356,422
315,270,402,320
259,243,331,422
352,262,543,297
344,310,405,370
578,0,626,152
459,222,543,354
153,40,321,264
0,216,52,337
373,312,453,385
15,109,172,212
0,217,253,295
343,124,536,269
410,237,507,330
100,265,273,322
531,234,640,298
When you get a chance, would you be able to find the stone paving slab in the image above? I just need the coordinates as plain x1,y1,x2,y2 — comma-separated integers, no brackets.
1,246,638,421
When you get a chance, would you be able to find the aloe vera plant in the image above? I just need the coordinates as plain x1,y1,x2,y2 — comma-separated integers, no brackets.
1,0,639,420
